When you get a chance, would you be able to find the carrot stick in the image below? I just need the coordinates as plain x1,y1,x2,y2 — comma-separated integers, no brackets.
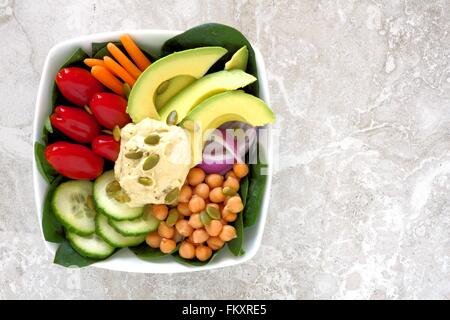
83,58,105,68
106,43,142,79
91,65,124,96
120,34,151,71
103,56,136,87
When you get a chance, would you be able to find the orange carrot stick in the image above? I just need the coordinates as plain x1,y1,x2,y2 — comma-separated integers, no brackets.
83,58,105,68
120,34,151,71
91,65,124,96
106,43,142,79
103,56,136,87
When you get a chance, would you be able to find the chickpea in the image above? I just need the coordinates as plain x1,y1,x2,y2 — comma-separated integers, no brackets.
194,183,210,199
209,187,226,203
225,196,244,213
195,245,213,261
145,231,161,248
152,204,169,220
178,185,192,203
177,202,192,216
219,225,237,241
188,213,203,229
187,234,199,246
187,167,205,186
233,163,249,178
225,170,239,180
188,195,206,213
223,211,237,222
179,241,195,259
158,221,174,239
205,219,223,237
207,236,225,250
160,238,176,253
175,219,193,237
223,177,240,192
205,174,224,189
192,228,209,243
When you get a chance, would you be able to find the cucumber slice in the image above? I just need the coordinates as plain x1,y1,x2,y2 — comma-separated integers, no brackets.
52,180,96,236
96,213,146,247
93,170,143,220
109,206,160,236
66,231,115,259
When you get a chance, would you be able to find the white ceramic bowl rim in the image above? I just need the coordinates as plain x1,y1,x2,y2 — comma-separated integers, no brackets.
33,29,273,273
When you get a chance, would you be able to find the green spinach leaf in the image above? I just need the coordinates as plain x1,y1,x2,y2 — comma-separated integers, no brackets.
42,175,64,243
228,176,248,256
161,23,259,96
92,41,120,59
61,48,89,68
54,240,99,268
44,116,53,134
34,142,58,184
243,160,268,228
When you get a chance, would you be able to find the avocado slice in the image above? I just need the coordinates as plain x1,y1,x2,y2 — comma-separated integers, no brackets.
127,47,227,123
155,75,196,110
159,70,257,124
181,90,275,165
224,46,249,71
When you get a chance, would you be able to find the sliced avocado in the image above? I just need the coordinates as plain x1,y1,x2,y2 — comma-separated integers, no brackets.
155,75,196,110
127,47,227,123
159,70,257,124
181,90,275,165
224,46,249,71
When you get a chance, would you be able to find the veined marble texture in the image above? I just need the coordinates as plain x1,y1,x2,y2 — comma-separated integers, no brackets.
0,0,449,299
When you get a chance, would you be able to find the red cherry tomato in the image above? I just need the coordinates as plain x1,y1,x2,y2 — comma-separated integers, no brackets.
45,142,104,180
56,67,105,106
89,93,131,129
92,135,120,162
50,106,101,144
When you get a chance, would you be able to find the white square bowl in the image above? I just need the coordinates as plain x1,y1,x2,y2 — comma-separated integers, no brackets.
32,29,273,273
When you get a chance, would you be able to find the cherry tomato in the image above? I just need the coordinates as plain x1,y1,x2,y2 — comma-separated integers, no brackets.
45,142,104,180
89,93,131,129
56,67,105,106
50,106,101,144
92,135,120,162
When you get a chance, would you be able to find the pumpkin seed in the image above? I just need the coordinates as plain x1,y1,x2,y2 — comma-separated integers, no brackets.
143,154,160,170
157,80,169,94
182,120,195,131
114,193,130,203
206,204,221,220
138,176,153,186
222,186,237,197
106,180,121,196
200,210,212,226
86,195,96,211
84,105,93,115
122,83,131,98
125,151,143,159
166,111,178,125
144,134,160,145
166,209,179,226
113,125,121,142
164,187,179,204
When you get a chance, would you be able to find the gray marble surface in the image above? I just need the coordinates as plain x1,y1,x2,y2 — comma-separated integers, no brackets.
1,0,449,299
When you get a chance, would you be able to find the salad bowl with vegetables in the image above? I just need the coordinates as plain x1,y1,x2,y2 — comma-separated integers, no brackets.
33,24,275,273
